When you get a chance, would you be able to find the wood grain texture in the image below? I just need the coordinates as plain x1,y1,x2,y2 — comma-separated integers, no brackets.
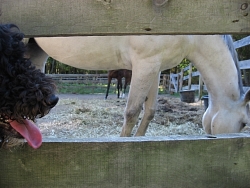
0,0,249,37
0,134,250,187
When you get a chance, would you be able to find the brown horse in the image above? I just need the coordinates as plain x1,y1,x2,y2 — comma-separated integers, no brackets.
105,69,132,99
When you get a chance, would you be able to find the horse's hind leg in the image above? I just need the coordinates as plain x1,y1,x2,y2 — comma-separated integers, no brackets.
123,77,130,98
117,78,122,98
135,73,160,136
120,70,159,137
122,82,127,98
119,78,123,98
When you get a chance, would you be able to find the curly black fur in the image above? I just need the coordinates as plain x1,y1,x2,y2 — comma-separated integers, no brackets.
0,24,58,145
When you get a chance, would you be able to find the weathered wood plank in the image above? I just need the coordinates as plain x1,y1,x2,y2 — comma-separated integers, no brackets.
239,59,250,69
0,0,249,37
234,36,250,48
183,71,200,81
0,134,250,188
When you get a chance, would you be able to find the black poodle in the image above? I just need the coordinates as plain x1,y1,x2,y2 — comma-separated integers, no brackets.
0,24,58,149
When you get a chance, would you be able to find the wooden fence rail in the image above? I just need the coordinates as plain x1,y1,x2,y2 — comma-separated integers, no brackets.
1,134,250,188
1,0,249,37
46,73,170,92
47,74,113,84
169,64,205,94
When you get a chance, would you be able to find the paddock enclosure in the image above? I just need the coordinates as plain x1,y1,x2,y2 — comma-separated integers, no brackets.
1,0,250,187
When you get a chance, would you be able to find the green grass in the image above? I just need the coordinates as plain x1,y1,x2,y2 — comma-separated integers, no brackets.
56,83,112,94
56,82,169,95
56,82,207,97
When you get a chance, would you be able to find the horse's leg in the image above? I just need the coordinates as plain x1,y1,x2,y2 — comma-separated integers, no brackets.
202,107,213,134
117,78,121,98
135,73,160,136
123,71,132,98
25,38,48,73
120,68,160,137
119,78,123,98
105,77,112,99
123,81,127,98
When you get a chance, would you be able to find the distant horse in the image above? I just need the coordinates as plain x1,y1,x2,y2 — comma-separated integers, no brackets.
105,69,132,99
27,35,250,136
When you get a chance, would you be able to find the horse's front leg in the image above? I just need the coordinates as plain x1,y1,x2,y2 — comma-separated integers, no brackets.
119,78,123,98
117,79,121,98
135,73,160,136
122,78,129,98
105,77,112,99
120,68,160,137
122,83,127,98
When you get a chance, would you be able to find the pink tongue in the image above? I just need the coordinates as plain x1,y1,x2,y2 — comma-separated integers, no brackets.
9,119,42,149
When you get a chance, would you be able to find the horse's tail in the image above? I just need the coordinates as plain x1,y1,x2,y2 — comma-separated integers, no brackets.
223,35,244,95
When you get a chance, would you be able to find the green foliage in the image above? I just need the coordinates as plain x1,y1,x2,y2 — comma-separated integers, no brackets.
177,58,190,70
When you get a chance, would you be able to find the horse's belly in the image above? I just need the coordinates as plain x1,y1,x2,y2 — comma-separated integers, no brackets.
35,35,192,71
35,37,130,70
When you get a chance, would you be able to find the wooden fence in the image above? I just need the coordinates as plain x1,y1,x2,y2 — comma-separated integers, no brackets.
1,0,250,187
235,36,250,91
169,35,250,95
46,73,170,94
47,73,120,95
169,64,202,93
47,74,111,84
1,135,250,188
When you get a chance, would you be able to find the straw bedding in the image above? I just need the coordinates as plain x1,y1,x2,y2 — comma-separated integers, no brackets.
37,94,209,139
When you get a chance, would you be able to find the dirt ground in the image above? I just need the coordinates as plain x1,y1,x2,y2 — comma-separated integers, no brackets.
37,93,250,139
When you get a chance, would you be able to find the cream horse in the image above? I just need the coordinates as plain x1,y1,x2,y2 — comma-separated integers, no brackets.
27,35,250,136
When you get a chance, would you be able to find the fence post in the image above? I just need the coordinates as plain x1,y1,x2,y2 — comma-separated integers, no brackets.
179,69,184,91
188,63,193,90
168,72,172,93
198,75,203,99
162,74,167,90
